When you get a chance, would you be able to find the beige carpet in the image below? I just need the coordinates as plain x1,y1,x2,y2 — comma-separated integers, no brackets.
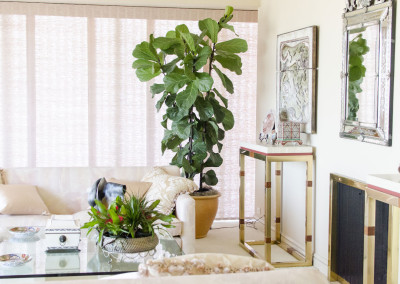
194,220,298,263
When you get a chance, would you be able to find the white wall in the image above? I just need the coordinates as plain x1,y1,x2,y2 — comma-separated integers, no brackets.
257,0,400,273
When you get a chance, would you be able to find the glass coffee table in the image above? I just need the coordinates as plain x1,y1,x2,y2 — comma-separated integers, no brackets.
0,226,183,279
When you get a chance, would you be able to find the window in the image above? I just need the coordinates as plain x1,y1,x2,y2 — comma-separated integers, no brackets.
0,2,257,219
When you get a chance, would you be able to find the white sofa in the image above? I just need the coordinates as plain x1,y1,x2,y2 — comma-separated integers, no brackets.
0,166,195,254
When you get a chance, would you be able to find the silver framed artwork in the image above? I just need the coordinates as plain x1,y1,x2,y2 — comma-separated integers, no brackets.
276,26,317,134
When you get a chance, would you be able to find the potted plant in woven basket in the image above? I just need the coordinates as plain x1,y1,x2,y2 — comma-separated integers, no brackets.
132,6,247,238
81,195,174,253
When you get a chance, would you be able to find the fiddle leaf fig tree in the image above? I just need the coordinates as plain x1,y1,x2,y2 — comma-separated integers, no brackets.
132,6,247,191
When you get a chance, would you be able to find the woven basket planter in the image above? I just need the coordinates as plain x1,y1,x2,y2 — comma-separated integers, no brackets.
101,234,159,253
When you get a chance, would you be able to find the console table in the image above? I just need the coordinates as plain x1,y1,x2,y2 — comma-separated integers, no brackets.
239,142,314,267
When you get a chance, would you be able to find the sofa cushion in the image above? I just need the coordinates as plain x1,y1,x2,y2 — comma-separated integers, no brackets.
0,184,50,215
139,253,274,277
141,167,198,215
108,178,152,199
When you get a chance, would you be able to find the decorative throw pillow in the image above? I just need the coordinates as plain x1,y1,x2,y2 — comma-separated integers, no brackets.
141,167,198,215
108,178,152,199
138,253,274,277
0,184,50,215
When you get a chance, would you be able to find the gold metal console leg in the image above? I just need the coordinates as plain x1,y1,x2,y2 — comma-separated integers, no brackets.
265,159,272,263
305,156,313,265
363,197,376,284
239,153,245,245
387,205,399,284
275,162,282,243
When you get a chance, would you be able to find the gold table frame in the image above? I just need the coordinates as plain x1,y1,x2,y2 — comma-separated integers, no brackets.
239,142,314,267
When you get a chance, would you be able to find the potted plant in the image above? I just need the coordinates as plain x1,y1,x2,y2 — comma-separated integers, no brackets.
81,195,174,253
132,6,247,238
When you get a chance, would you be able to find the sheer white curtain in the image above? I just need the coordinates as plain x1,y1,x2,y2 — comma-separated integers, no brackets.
0,2,257,219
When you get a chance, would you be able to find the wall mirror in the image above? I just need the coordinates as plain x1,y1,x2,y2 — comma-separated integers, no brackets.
340,0,395,146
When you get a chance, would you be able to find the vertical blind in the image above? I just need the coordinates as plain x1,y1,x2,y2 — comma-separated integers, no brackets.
0,2,257,219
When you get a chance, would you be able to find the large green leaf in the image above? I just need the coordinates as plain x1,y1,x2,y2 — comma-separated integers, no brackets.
172,119,191,140
213,65,234,94
195,72,214,92
217,141,223,153
204,151,223,168
153,37,182,50
162,57,180,74
218,127,225,141
224,6,234,17
156,92,167,112
215,38,248,54
135,65,161,82
163,132,184,150
150,84,165,98
132,59,154,69
175,145,189,164
203,169,218,186
132,41,159,62
206,120,219,144
194,46,212,70
195,97,214,121
176,82,199,110
213,88,228,108
182,158,194,174
222,108,234,130
192,141,207,161
220,22,237,35
198,18,219,43
209,97,225,123
215,51,242,75
166,106,187,121
164,94,176,107
164,73,189,93
181,32,196,52
175,24,190,35
161,115,168,129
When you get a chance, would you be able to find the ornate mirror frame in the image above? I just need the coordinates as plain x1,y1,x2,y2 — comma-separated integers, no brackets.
340,0,395,146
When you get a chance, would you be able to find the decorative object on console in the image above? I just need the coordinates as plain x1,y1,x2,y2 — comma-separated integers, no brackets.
132,6,248,238
276,26,317,134
45,215,81,252
259,110,276,144
340,0,394,146
82,194,174,253
274,109,302,146
0,184,49,215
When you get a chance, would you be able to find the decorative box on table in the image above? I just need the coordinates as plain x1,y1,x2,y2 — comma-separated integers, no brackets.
275,121,302,146
45,215,81,252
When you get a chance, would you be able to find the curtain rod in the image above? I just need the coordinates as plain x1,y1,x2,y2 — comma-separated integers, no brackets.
2,1,259,11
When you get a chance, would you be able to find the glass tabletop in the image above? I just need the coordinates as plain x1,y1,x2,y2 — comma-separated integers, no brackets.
0,226,183,279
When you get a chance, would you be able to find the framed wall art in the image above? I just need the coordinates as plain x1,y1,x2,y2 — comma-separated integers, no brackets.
276,26,317,134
